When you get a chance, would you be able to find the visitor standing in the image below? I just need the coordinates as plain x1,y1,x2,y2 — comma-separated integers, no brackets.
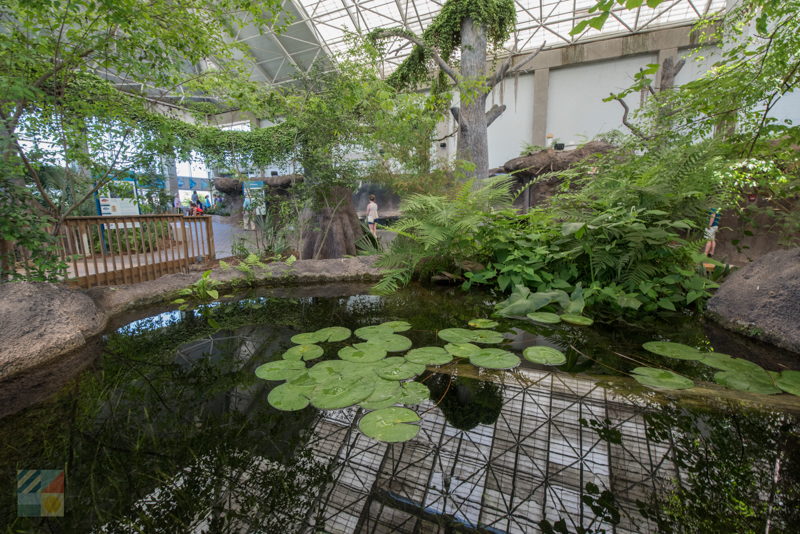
173,193,182,215
703,208,720,257
204,195,211,210
366,194,379,238
191,189,199,204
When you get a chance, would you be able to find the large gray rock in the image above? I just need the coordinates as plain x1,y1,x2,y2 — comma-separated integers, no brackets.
0,282,106,379
707,248,800,353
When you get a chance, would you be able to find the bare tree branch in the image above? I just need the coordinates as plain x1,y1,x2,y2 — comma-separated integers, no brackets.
489,42,546,88
450,107,463,132
371,29,460,83
485,104,506,127
614,96,653,140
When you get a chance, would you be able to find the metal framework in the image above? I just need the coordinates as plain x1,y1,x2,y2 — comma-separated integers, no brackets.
303,369,682,533
230,0,725,85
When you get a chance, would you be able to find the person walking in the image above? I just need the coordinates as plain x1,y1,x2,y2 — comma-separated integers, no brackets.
173,193,182,215
191,189,199,204
366,194,379,238
204,195,211,210
703,208,720,257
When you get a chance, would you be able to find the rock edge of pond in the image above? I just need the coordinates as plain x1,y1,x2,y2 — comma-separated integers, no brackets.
0,256,383,380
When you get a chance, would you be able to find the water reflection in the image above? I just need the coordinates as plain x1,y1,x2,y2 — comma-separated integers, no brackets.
0,287,798,533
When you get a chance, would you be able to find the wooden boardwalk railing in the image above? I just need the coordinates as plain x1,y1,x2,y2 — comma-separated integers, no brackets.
54,215,215,288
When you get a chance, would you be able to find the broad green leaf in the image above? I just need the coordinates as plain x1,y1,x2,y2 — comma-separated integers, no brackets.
365,333,413,352
358,407,420,442
314,326,351,342
308,359,355,381
338,344,387,363
206,289,219,299
286,372,320,394
569,19,590,36
527,312,561,324
405,346,453,365
398,381,430,405
523,346,567,366
375,357,426,380
379,320,412,332
444,342,482,358
776,371,800,396
699,353,763,372
469,348,521,370
642,341,703,360
291,332,320,344
561,222,586,236
631,367,693,390
310,376,375,410
283,344,324,361
438,328,503,344
714,370,781,395
588,13,609,31
657,298,676,311
255,360,306,381
267,383,310,411
560,314,594,326
468,318,498,328
355,325,395,340
359,379,402,410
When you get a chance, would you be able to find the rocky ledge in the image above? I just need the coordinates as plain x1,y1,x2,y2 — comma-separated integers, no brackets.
707,248,800,354
0,256,384,380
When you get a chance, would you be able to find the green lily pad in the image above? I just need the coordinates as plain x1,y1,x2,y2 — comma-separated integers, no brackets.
438,328,503,344
290,332,321,344
469,348,521,370
310,376,375,410
714,370,781,395
267,383,310,411
380,320,412,332
338,344,387,363
364,333,413,352
398,381,430,405
255,360,307,381
283,344,324,361
354,325,395,340
560,314,594,326
359,379,402,410
405,346,453,365
286,372,320,394
631,367,694,390
699,353,763,372
444,343,482,358
314,326,351,342
777,370,800,396
308,360,354,381
527,312,561,324
642,341,704,361
468,318,498,328
523,346,567,366
358,407,421,442
375,357,426,380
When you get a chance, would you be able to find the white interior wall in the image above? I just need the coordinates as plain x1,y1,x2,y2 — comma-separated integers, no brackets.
486,73,535,169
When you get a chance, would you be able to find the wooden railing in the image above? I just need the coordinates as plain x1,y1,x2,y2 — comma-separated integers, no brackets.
55,215,215,288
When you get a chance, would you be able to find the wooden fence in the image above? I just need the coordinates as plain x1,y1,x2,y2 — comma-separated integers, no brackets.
53,215,215,288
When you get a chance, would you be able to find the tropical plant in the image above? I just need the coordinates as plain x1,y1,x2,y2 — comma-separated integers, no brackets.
173,270,220,310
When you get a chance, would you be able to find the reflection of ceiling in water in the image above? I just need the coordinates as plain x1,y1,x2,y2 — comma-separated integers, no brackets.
305,369,675,533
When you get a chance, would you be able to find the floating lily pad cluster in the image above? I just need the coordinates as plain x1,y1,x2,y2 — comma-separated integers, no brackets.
633,341,800,397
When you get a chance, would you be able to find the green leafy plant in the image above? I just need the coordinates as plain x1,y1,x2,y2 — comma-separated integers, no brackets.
173,270,220,310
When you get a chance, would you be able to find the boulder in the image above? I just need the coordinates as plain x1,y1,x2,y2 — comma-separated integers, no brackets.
0,282,106,379
707,248,800,354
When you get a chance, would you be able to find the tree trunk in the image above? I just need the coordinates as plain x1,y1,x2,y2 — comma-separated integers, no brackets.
301,186,363,260
456,17,490,180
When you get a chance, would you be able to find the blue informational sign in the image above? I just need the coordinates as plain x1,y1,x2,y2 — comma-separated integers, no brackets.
177,178,185,188
189,178,196,189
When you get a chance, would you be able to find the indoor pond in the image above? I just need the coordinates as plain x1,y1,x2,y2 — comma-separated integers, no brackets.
1,284,799,533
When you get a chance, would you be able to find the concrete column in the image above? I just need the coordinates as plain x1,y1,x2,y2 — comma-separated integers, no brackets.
162,156,179,194
532,68,550,147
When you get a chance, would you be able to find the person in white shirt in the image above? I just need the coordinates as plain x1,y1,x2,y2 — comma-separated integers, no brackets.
366,194,379,238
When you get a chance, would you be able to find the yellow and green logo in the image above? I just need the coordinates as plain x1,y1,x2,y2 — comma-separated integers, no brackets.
17,469,64,517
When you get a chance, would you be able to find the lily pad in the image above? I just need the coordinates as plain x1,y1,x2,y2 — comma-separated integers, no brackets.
523,346,567,366
355,325,395,340
375,357,426,380
405,346,453,365
699,353,763,372
469,348,521,370
444,343,482,358
398,381,430,405
438,328,503,344
468,318,498,328
308,360,354,381
358,407,421,442
560,314,594,326
314,326,351,342
364,333,413,352
642,341,704,361
714,370,781,395
777,371,800,396
255,360,306,381
359,379,402,410
339,344,387,363
286,372,320,394
290,332,321,344
631,367,694,390
267,383,310,411
526,312,561,324
310,376,375,410
380,320,412,332
283,344,324,361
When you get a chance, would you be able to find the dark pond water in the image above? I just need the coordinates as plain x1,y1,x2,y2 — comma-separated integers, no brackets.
1,284,799,533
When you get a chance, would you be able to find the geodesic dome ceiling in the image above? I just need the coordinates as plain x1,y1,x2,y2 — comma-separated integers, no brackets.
231,0,726,85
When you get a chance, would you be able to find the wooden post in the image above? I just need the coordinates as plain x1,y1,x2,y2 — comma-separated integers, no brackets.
96,222,109,285
181,217,190,272
205,216,215,263
78,222,91,288
88,220,100,287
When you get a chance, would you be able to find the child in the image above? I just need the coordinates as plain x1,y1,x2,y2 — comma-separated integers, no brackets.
366,194,378,238
703,208,720,256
